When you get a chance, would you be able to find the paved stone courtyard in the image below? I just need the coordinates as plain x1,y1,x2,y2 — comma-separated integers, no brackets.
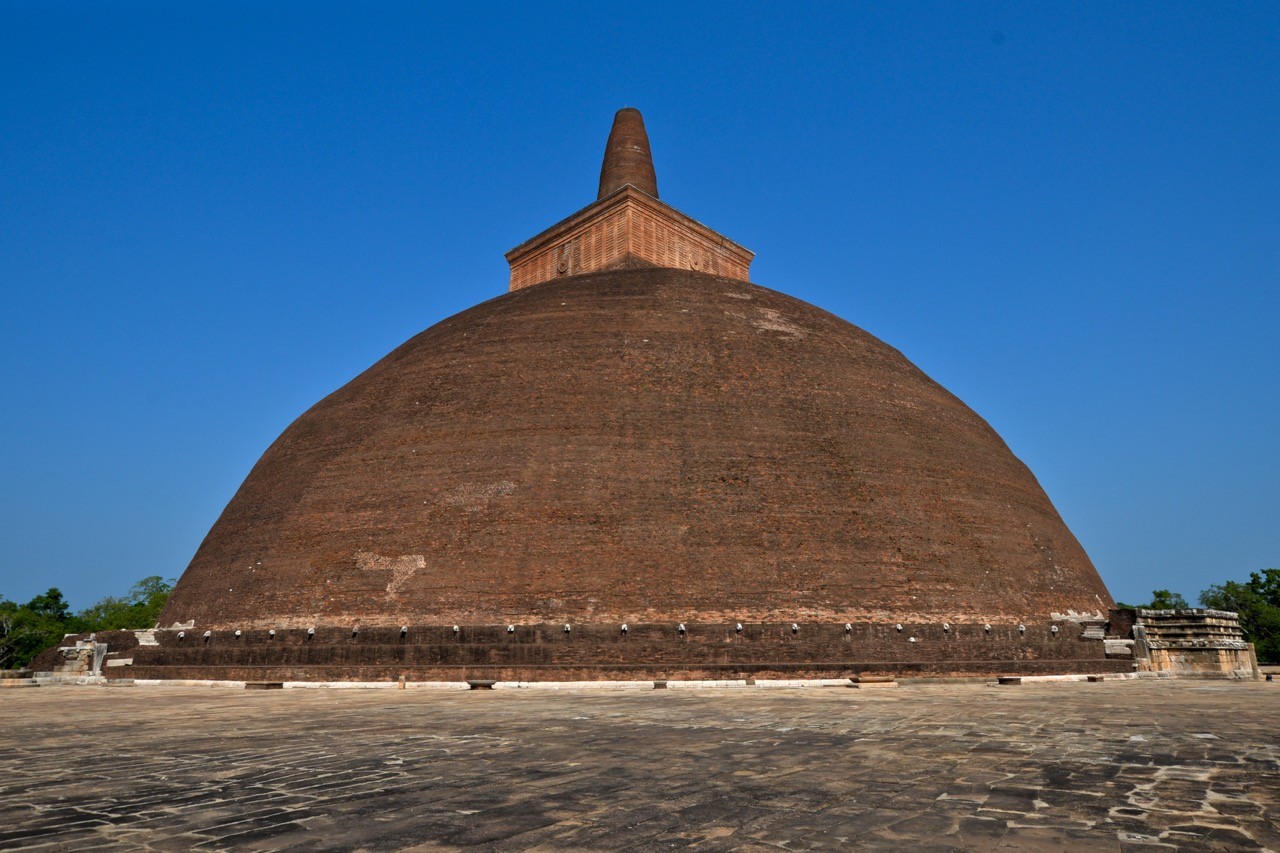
1,680,1278,851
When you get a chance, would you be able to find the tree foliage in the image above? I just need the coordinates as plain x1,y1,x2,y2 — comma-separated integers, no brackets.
1115,589,1189,610
1200,569,1280,664
0,576,175,669
0,589,74,670
76,576,175,631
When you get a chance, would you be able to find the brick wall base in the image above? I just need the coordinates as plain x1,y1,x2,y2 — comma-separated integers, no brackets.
69,621,1132,682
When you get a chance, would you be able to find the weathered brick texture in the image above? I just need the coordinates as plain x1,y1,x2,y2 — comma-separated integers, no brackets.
506,187,752,290
506,107,751,290
159,269,1114,643
149,109,1117,681
93,622,1130,682
597,107,659,199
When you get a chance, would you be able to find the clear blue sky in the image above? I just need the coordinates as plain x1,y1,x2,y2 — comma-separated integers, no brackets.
2,2,1276,610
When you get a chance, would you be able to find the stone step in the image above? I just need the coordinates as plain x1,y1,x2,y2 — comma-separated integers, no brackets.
32,675,107,686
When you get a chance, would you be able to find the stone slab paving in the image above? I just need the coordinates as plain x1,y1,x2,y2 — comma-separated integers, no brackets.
1,680,1278,851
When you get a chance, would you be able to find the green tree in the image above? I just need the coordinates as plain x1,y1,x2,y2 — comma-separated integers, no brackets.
1115,589,1189,610
26,588,72,621
1200,569,1280,664
0,588,79,670
2,577,177,669
78,576,175,632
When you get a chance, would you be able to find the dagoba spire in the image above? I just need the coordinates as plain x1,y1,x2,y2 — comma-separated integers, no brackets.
505,108,752,290
597,108,658,199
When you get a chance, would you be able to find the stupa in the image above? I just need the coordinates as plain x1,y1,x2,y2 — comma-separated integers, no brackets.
120,109,1137,681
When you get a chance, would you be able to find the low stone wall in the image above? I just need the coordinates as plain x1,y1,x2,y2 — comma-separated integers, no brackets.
69,620,1133,682
33,611,1264,683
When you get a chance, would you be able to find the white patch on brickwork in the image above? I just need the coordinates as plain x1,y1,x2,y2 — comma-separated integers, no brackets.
723,291,753,299
442,480,517,511
356,552,425,597
751,307,806,339
724,307,805,339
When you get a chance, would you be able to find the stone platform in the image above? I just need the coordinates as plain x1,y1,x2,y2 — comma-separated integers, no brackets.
48,621,1136,684
2,679,1278,850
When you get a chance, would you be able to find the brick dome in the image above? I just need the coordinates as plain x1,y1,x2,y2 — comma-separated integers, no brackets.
160,267,1114,631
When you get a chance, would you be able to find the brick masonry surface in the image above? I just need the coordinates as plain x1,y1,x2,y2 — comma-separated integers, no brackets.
158,268,1114,635
506,107,752,290
506,189,753,290
2,680,1278,850
73,621,1130,683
